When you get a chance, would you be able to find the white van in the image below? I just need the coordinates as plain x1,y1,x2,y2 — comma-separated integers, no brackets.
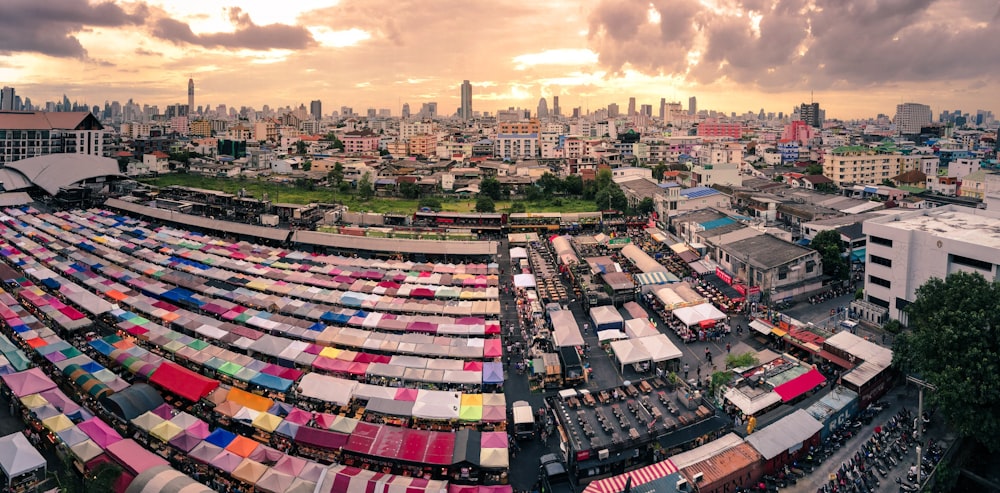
512,401,535,440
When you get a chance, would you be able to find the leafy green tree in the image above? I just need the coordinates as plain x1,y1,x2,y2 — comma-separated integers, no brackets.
805,162,823,175
418,196,442,210
726,352,760,369
301,159,312,171
537,172,563,196
894,272,1000,451
475,197,496,212
479,177,502,200
328,162,345,188
595,168,613,193
652,163,669,182
810,229,848,280
563,174,583,196
594,184,627,211
636,197,655,215
525,185,543,202
508,201,526,213
357,171,374,200
398,181,420,199
295,140,308,154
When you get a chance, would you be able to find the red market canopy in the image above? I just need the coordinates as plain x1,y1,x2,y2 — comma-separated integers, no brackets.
774,368,826,402
149,361,219,402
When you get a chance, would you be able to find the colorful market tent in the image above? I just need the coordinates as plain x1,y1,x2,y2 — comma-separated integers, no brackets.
1,368,57,397
0,432,46,486
149,361,219,402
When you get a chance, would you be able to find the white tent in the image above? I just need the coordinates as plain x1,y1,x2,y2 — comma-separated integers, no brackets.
620,244,667,274
296,373,358,406
636,334,683,362
550,310,584,348
0,432,46,486
411,389,461,420
655,287,686,309
513,274,537,288
672,303,727,328
589,305,624,331
624,318,659,339
509,247,528,259
723,387,782,416
609,339,651,373
597,330,628,342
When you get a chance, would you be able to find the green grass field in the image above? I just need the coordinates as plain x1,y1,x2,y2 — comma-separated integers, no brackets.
138,174,599,214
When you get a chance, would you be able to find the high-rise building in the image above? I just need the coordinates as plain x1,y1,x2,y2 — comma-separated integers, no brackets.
187,79,194,115
572,107,581,119
0,87,15,111
537,98,549,119
420,102,437,118
688,96,697,115
608,103,619,118
894,103,932,135
0,111,108,163
401,103,410,120
640,104,652,117
659,98,666,120
309,100,322,120
552,96,560,117
799,102,822,128
628,97,636,116
459,80,472,120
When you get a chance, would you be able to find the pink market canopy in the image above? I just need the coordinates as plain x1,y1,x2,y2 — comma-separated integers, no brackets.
2,368,57,397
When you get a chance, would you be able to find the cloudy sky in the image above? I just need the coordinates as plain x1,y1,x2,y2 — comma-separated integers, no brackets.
1,0,998,119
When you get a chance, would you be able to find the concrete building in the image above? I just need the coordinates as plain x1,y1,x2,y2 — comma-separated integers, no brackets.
894,103,932,135
862,205,1000,325
799,102,822,128
187,79,195,115
696,119,742,139
688,96,697,115
690,162,740,187
0,111,108,164
459,80,472,120
718,234,824,303
342,129,380,154
495,133,539,161
823,144,902,187
310,100,322,120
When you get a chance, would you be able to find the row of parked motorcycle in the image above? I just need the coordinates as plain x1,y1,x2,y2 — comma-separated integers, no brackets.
730,400,944,493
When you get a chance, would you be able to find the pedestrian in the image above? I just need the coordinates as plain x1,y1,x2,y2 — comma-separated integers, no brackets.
705,348,711,362
683,363,689,380
726,343,731,354
696,366,701,379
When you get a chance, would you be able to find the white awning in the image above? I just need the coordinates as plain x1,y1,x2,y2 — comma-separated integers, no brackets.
749,320,774,335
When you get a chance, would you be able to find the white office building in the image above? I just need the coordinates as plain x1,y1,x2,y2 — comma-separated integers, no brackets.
861,205,1000,325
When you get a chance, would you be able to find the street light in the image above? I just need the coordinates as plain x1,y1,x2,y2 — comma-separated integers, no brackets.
906,375,937,484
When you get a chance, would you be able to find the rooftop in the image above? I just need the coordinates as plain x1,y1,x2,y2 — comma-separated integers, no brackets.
722,234,816,270
866,206,1000,250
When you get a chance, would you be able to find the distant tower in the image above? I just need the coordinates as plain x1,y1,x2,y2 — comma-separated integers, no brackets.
688,96,697,115
0,86,14,111
537,98,549,119
552,96,560,117
310,100,322,120
459,80,472,120
659,98,666,120
402,103,410,120
188,78,195,115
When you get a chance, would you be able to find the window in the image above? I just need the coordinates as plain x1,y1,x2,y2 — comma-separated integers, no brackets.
868,295,889,309
869,255,892,268
869,235,893,247
869,275,891,289
950,254,992,271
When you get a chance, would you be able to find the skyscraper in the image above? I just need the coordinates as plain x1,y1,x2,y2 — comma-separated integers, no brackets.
552,96,560,117
188,79,194,115
0,87,14,111
895,103,932,135
659,98,666,120
799,102,822,128
459,80,472,120
401,103,410,120
688,96,697,115
537,98,549,119
628,97,636,116
310,100,322,120
608,103,619,118
640,104,652,117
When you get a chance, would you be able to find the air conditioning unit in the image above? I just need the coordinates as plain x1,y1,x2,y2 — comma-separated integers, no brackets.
598,449,609,460
676,478,689,491
693,472,704,483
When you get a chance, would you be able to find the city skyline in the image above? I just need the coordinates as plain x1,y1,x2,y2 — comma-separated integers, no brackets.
1,0,998,119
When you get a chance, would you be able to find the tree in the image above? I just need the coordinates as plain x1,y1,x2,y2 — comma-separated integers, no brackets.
881,179,896,187
328,162,345,188
652,163,669,182
805,163,824,175
810,229,848,280
301,159,312,172
537,172,563,196
418,196,441,210
398,181,420,199
357,171,374,200
563,174,583,196
295,140,308,155
594,183,627,211
595,168,613,193
475,197,495,212
508,201,526,213
636,197,655,215
893,272,1000,451
479,177,502,200
525,185,543,202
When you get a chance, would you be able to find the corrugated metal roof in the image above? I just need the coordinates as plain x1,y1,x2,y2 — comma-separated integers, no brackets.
744,409,822,459
680,442,762,486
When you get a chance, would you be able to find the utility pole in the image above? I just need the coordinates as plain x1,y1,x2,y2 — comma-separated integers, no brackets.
906,374,937,484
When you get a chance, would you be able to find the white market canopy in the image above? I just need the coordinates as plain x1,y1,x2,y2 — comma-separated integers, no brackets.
636,334,683,362
550,310,584,348
723,386,782,416
597,329,628,342
620,244,667,274
513,274,537,288
509,247,528,260
0,432,46,486
590,305,624,330
624,318,659,339
609,339,651,372
672,303,727,327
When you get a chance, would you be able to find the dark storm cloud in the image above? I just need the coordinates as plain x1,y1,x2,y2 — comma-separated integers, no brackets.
151,7,315,51
587,0,1000,90
0,0,147,58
